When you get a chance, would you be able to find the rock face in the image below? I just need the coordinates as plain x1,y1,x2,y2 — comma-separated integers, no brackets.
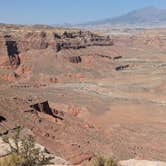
55,31,113,52
30,101,64,120
69,56,82,64
0,37,8,57
0,116,6,123
0,30,113,56
6,40,19,56
0,137,70,166
118,159,166,166
115,65,129,71
30,101,53,115
18,32,49,51
0,29,113,71
6,40,20,67
113,56,122,60
0,137,11,156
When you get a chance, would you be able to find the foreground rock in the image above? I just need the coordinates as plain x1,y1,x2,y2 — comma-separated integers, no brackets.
118,159,166,166
0,137,10,156
0,137,70,166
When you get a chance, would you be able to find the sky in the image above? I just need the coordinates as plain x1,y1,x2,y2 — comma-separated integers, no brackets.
0,0,166,25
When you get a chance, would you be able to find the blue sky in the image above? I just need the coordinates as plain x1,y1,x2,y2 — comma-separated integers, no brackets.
0,0,166,24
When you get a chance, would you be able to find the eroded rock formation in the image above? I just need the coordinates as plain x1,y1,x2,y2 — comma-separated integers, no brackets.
30,101,52,115
69,56,82,64
30,101,64,120
116,65,129,71
5,40,20,67
0,116,6,123
55,31,113,52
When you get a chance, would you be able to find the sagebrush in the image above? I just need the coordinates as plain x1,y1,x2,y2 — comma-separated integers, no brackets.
93,156,117,166
1,126,53,166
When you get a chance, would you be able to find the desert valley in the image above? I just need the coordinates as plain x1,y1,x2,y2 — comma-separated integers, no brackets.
0,22,166,166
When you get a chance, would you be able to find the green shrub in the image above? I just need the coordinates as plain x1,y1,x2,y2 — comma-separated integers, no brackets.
93,156,117,166
93,156,106,166
2,126,53,166
105,157,117,166
0,153,23,166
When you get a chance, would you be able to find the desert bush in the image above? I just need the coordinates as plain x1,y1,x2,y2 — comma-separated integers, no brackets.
0,153,23,166
93,156,117,166
105,157,117,166
2,126,53,166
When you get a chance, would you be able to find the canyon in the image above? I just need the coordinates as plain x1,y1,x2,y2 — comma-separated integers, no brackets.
0,24,166,165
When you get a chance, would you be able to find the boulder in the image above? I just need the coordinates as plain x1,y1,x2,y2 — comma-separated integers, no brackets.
0,137,10,156
118,159,166,166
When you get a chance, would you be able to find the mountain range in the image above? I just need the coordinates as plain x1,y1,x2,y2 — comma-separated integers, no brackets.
81,7,166,27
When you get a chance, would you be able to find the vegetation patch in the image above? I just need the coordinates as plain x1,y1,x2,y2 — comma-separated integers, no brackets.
93,156,117,166
1,126,53,166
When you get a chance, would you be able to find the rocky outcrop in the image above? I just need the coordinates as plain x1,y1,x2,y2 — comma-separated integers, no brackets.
0,116,6,123
4,37,20,67
115,65,129,71
118,159,166,166
0,30,113,59
55,31,113,52
30,101,64,120
1,71,19,82
55,41,86,52
0,32,49,57
30,101,53,115
0,137,11,156
113,56,122,60
0,137,70,166
69,56,82,64
18,32,49,52
6,40,19,56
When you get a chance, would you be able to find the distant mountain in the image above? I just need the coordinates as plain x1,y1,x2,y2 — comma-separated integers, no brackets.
82,7,166,27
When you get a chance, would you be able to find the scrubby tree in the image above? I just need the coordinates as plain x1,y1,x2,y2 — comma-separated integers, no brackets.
2,126,53,166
